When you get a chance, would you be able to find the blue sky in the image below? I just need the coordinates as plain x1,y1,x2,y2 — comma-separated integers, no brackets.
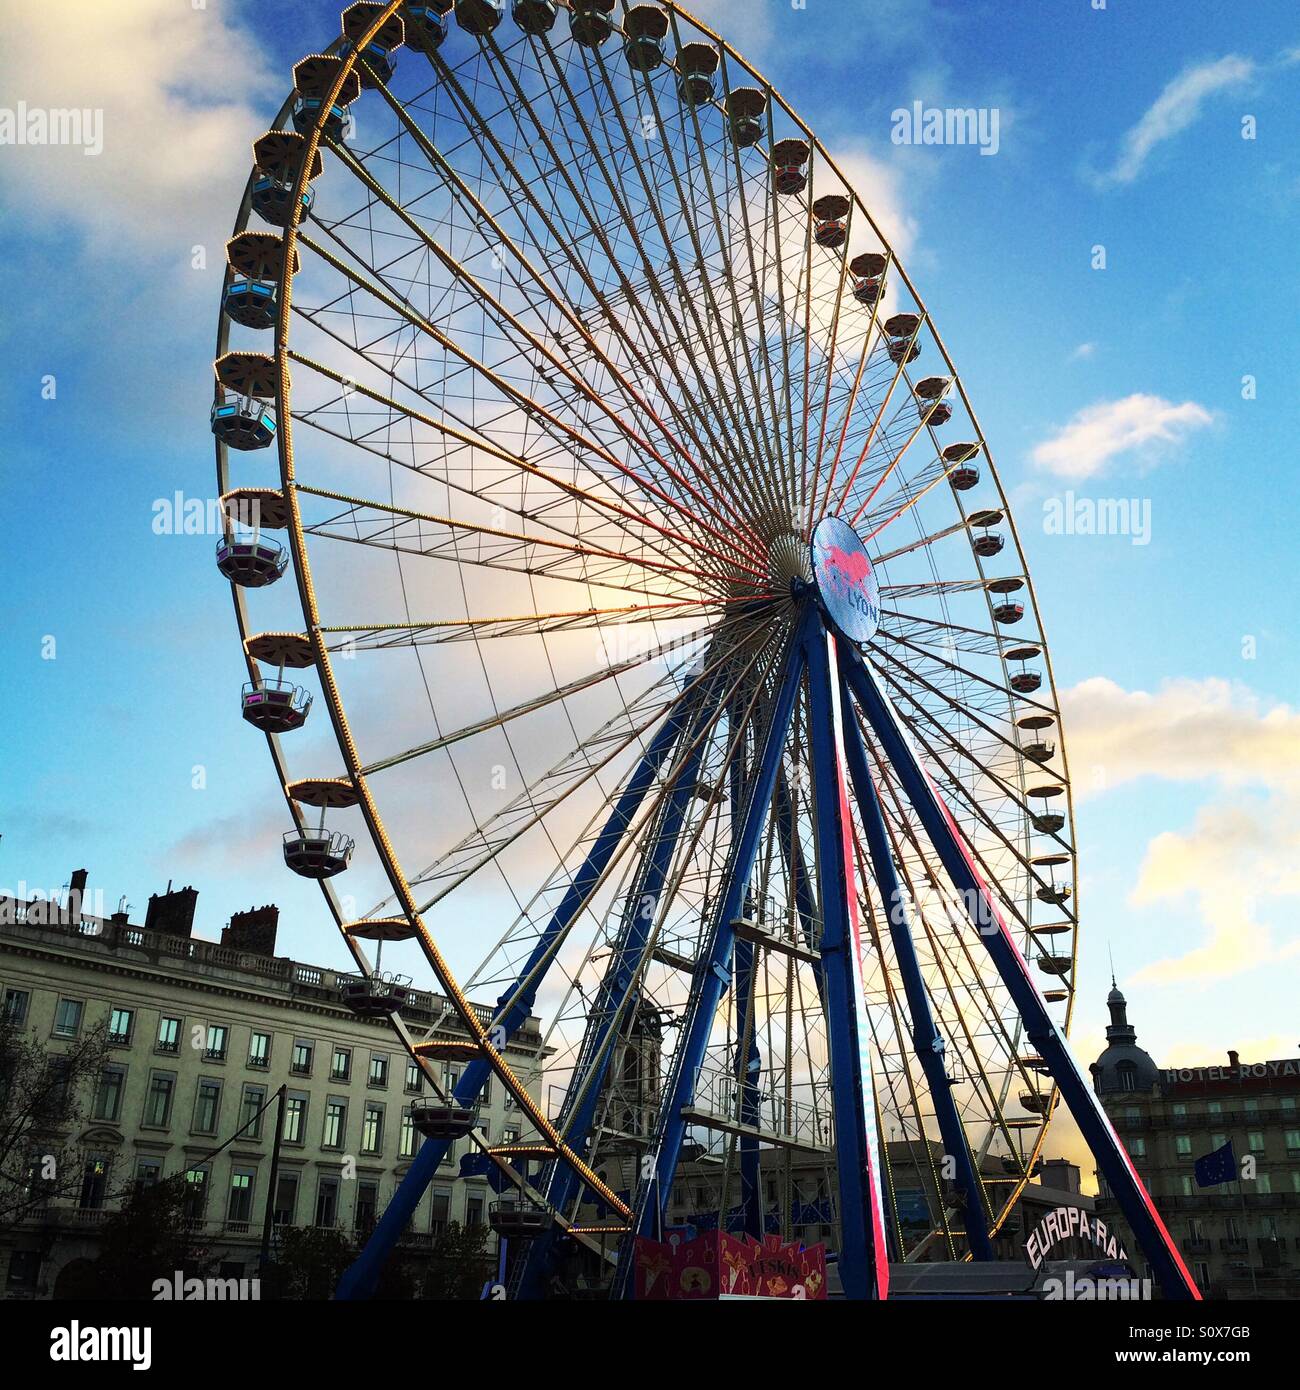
2,0,1298,1108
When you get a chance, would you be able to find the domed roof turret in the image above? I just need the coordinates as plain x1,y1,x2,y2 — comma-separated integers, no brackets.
1090,981,1159,1096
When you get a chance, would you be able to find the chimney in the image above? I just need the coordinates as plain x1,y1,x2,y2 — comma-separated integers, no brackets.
1228,1049,1240,1069
144,885,198,939
65,868,89,924
222,904,279,956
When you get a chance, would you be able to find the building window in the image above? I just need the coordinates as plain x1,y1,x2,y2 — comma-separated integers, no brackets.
1180,1175,1194,1196
368,1053,389,1088
204,1024,229,1062
361,1103,384,1155
1291,1171,1300,1195
53,998,83,1038
6,1250,40,1291
1285,1129,1300,1153
93,1065,126,1122
1255,1172,1272,1194
248,1031,271,1069
315,1177,339,1229
465,1191,484,1228
331,1047,352,1082
1247,1131,1265,1153
240,1085,266,1140
79,1156,110,1210
144,1072,175,1128
1130,1137,1146,1159
400,1110,417,1158
1211,1133,1228,1151
3,989,30,1026
135,1159,162,1189
1115,1062,1137,1092
502,1127,521,1147
193,1079,222,1135
284,1093,308,1145
291,1039,314,1076
1207,1101,1223,1118
430,1187,451,1233
156,1015,181,1054
227,1171,254,1226
482,1075,492,1105
355,1180,378,1232
323,1099,347,1150
184,1168,209,1224
1170,1103,1187,1119
108,1007,134,1045
273,1172,299,1225
1175,1134,1192,1157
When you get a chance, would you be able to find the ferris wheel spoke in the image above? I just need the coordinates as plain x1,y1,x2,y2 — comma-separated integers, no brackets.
289,199,763,580
881,607,1023,658
399,622,781,917
350,621,732,783
312,138,769,569
481,636,786,1107
825,316,925,523
294,486,737,601
876,623,1065,726
320,599,730,652
418,38,774,540
867,754,1057,1181
861,778,1027,1133
630,33,793,523
854,669,1074,936
523,30,789,526
813,265,892,524
287,358,773,586
363,85,769,563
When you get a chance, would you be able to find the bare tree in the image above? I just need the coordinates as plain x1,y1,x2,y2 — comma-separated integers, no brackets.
0,1012,112,1235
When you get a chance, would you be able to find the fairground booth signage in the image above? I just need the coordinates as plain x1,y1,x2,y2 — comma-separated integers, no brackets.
634,1232,828,1300
1024,1205,1129,1272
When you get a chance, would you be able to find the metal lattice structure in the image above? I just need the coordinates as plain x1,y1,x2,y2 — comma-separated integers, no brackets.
211,0,1198,1300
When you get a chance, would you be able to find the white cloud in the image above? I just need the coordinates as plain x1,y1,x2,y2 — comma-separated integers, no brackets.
1061,676,1300,985
0,0,274,256
1091,56,1254,187
831,144,921,266
1061,676,1300,800
1068,342,1096,362
1130,796,1300,985
1030,394,1212,480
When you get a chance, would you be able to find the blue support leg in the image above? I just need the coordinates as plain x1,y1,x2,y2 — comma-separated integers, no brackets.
336,684,702,1300
804,620,889,1300
728,699,763,1238
840,644,1201,1300
512,699,712,1297
613,612,812,1295
838,672,994,1260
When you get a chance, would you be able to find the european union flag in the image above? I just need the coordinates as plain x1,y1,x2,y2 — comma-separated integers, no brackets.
1194,1139,1236,1188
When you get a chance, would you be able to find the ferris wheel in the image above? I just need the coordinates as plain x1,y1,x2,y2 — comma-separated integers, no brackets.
211,0,1198,1300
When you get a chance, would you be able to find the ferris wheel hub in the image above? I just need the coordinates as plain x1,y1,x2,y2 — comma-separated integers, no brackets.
810,516,881,643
